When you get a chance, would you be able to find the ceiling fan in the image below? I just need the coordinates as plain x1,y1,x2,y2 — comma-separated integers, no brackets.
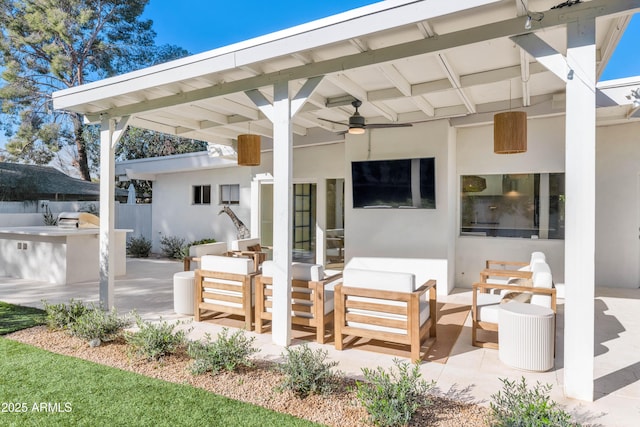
319,100,413,135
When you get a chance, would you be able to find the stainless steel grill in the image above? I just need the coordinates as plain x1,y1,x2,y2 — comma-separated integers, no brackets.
57,212,100,229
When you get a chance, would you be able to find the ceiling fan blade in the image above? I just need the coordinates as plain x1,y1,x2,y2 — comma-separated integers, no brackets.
365,123,413,129
318,117,348,126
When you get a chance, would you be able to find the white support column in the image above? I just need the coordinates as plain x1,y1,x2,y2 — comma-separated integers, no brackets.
563,17,596,402
99,117,116,309
246,77,322,347
98,115,129,310
271,80,294,346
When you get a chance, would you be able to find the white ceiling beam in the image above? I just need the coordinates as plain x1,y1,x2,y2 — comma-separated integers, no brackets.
416,20,436,38
437,53,476,113
511,33,568,82
326,74,368,102
207,98,261,120
515,0,528,16
378,63,412,97
412,95,435,117
349,37,369,53
291,76,323,117
188,105,229,125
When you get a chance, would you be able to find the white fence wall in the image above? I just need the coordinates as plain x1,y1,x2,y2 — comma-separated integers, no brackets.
116,204,152,241
0,201,152,242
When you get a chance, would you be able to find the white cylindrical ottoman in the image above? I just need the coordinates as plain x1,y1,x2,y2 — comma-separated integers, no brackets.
499,301,555,372
173,271,195,315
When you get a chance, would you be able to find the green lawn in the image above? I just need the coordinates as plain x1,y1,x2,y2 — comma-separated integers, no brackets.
0,301,45,335
0,302,321,427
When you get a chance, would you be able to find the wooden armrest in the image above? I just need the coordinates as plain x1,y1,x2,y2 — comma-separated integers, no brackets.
480,268,532,279
485,259,529,269
472,281,557,311
414,279,437,295
319,272,343,285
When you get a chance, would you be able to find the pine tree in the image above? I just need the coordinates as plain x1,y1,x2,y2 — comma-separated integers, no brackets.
0,0,187,180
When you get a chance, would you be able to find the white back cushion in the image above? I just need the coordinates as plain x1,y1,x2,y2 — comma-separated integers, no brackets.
200,255,253,275
345,257,445,290
530,262,553,307
230,238,261,251
343,268,415,293
260,261,324,281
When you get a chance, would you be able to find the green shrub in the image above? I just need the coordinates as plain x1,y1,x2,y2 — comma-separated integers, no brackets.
189,238,217,246
41,299,89,330
489,377,578,427
356,358,435,427
127,235,152,258
187,328,259,375
125,316,192,361
69,304,131,345
277,344,339,398
159,234,188,259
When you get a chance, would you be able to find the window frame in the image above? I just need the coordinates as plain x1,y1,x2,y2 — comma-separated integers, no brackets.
219,183,240,205
192,184,211,205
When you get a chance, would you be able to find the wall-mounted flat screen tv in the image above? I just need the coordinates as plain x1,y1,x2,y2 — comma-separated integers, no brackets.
351,157,435,209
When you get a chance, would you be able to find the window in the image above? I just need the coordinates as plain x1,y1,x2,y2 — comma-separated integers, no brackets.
220,184,240,205
193,185,211,205
460,173,565,239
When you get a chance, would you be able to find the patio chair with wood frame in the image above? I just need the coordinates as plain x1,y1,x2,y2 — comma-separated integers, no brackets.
194,255,258,330
255,261,342,343
334,268,437,362
227,237,267,271
480,251,546,288
472,260,557,349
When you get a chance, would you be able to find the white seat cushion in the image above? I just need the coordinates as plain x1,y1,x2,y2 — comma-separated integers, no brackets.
342,268,430,334
475,293,503,323
200,255,254,275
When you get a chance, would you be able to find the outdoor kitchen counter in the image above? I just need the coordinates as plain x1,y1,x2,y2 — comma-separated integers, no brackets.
0,226,131,285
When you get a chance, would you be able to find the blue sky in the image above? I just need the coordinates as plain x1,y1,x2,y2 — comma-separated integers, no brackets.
143,0,381,55
143,1,640,80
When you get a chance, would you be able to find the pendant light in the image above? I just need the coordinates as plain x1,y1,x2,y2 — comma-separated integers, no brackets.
494,80,527,154
237,123,261,166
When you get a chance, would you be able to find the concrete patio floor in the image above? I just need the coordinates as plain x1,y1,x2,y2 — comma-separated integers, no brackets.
1,258,638,426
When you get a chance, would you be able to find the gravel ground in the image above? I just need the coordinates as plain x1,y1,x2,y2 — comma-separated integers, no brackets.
6,326,490,426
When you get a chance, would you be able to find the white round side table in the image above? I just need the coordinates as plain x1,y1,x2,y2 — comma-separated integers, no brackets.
173,271,195,315
498,301,555,372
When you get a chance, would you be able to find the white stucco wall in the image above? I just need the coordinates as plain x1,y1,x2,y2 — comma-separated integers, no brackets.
455,115,567,288
137,115,640,291
596,121,640,288
344,120,455,294
151,166,253,252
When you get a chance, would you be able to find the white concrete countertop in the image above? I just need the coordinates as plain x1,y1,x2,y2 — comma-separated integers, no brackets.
0,226,131,237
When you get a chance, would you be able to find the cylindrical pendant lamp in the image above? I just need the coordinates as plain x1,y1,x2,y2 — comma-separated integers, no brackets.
494,111,527,154
237,134,261,166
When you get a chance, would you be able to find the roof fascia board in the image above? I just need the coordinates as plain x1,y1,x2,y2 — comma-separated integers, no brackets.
56,0,640,119
53,0,500,111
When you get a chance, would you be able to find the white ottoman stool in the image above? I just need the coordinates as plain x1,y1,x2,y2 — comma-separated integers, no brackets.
499,301,555,372
173,271,195,315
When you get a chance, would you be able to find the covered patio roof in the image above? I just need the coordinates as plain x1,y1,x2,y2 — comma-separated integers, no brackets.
54,0,640,148
52,0,640,403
